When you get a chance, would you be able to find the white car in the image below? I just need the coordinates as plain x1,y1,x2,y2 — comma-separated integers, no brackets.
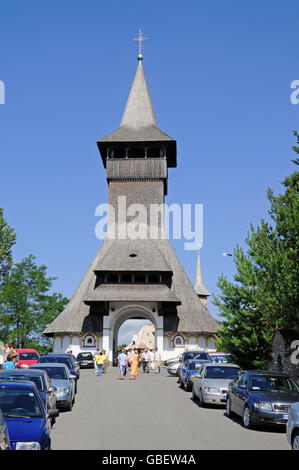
287,401,299,450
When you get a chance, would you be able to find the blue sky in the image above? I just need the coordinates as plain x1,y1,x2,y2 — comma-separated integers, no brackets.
0,1,298,345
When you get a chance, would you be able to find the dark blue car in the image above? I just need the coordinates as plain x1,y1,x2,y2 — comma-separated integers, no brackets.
0,369,58,427
179,359,212,391
38,354,80,393
226,370,299,429
0,381,58,450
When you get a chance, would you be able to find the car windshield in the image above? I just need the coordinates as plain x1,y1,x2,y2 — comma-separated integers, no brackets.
34,366,68,380
187,353,209,361
77,353,93,360
0,374,44,392
0,388,42,418
18,352,39,361
188,362,203,370
250,375,299,392
204,366,240,379
210,355,231,363
39,357,72,369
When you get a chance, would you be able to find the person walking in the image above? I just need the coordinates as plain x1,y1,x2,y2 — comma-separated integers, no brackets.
95,351,104,376
149,349,155,370
141,349,150,374
130,350,139,379
154,348,161,373
117,348,128,380
102,349,108,373
94,349,100,375
127,349,132,369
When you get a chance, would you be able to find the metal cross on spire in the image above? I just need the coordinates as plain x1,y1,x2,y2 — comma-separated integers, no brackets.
133,28,148,62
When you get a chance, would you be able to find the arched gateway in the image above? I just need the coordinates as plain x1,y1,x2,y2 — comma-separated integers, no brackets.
43,35,219,362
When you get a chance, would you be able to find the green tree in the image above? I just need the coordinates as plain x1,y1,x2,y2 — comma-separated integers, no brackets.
0,254,68,349
0,208,16,283
214,133,299,369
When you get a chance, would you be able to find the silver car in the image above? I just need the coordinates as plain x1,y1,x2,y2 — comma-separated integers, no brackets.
30,363,76,411
167,361,180,376
287,401,299,450
192,363,242,406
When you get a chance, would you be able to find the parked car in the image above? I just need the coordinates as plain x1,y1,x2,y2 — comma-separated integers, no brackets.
177,351,210,378
286,401,299,450
164,355,181,367
30,363,76,412
16,349,40,369
179,359,212,391
226,370,299,429
76,352,94,369
0,380,58,449
167,361,180,376
192,363,241,406
0,408,11,450
0,369,58,427
38,354,79,392
208,352,232,364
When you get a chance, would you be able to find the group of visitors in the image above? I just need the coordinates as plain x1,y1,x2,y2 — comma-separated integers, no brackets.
0,343,18,370
117,347,161,380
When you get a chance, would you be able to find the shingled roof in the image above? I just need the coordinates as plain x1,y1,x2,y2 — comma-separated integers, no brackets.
43,238,219,336
97,61,177,168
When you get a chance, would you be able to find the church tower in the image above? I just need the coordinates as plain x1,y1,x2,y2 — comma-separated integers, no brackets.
44,31,219,361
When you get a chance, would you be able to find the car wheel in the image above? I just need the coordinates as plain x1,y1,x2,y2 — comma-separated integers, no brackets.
292,431,299,450
243,405,253,429
72,394,75,405
75,381,78,394
192,386,198,401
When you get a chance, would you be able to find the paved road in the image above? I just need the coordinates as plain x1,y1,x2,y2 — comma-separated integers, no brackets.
51,367,290,450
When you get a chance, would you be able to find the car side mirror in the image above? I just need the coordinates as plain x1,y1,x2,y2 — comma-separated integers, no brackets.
48,386,57,393
69,374,77,380
238,384,246,389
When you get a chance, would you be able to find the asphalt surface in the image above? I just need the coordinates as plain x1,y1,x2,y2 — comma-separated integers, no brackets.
51,367,290,450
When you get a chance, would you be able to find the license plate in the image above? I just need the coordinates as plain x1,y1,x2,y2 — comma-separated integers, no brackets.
282,414,288,420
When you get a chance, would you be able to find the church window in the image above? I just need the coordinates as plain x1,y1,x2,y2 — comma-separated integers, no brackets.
82,334,96,348
172,334,186,347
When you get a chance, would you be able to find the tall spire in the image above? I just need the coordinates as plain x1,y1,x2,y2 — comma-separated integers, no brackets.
120,28,157,129
120,58,158,130
97,29,177,168
194,251,210,305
